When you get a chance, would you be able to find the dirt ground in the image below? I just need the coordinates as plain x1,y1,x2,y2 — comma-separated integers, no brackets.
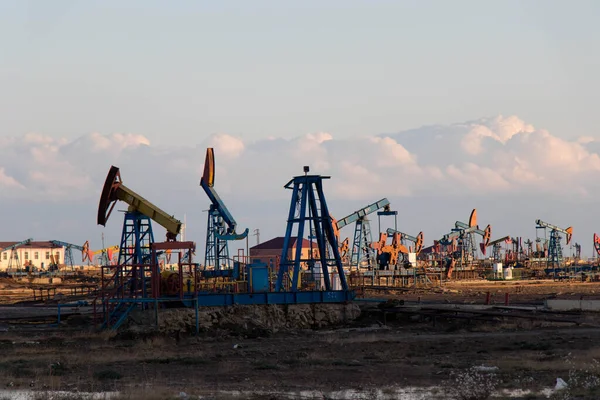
2,280,600,399
365,279,600,304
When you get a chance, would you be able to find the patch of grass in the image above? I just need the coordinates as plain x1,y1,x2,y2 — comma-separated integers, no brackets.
143,356,209,365
331,360,363,367
362,354,381,360
516,341,552,351
180,356,210,365
94,369,122,381
143,357,173,364
50,361,70,376
0,359,37,378
282,358,302,366
439,363,456,369
252,361,280,370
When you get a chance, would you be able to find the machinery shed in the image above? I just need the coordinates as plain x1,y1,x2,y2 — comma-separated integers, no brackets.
0,241,64,271
250,236,318,266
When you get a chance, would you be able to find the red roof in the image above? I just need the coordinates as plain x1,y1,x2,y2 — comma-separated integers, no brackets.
250,236,316,250
0,241,62,250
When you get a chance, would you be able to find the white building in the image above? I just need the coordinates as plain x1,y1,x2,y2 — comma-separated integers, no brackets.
0,241,65,271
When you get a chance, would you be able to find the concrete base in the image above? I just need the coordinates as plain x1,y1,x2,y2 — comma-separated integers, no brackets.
545,299,600,312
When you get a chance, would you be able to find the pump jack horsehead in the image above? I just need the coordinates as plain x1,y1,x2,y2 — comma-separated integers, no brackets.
594,234,600,258
440,209,491,279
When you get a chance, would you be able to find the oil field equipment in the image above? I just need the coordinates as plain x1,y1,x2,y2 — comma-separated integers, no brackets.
50,240,93,268
94,164,354,331
535,219,573,278
371,228,424,270
199,148,248,271
92,245,119,266
96,165,190,328
385,228,424,255
439,209,491,265
2,238,32,273
535,219,572,277
594,233,600,258
331,198,392,270
98,165,182,263
571,242,581,261
487,236,511,263
275,166,351,300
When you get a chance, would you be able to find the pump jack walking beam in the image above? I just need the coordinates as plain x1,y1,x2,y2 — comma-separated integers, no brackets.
331,198,390,269
200,148,248,270
98,166,182,241
385,228,424,254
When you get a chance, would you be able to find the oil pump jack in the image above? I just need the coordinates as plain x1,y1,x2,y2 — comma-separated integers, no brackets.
535,219,573,277
435,209,491,279
199,148,249,271
331,198,391,270
487,236,511,263
97,166,183,264
370,228,424,270
2,239,32,273
97,165,193,329
594,234,600,260
49,240,93,268
439,209,491,264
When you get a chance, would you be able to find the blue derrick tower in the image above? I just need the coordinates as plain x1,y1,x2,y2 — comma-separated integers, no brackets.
275,166,348,293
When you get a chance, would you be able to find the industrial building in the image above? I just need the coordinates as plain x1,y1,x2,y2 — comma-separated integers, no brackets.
249,237,319,266
0,241,65,271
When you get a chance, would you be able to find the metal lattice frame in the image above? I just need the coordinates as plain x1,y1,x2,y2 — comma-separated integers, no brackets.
547,230,563,277
118,212,155,266
350,218,376,270
275,173,348,292
204,206,231,270
116,212,155,299
64,246,74,269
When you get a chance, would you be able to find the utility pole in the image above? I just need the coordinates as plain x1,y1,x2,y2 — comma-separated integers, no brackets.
253,229,260,246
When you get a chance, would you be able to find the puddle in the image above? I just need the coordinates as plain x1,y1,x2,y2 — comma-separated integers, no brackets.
0,386,558,399
0,390,118,400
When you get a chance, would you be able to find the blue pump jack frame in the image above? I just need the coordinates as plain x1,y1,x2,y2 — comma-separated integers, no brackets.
275,173,349,292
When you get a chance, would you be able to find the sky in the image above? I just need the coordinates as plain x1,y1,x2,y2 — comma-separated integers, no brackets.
0,1,599,259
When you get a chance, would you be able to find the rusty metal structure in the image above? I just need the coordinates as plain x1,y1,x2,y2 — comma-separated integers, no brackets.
95,165,192,329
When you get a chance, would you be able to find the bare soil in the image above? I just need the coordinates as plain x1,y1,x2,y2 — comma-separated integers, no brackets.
2,279,600,399
364,279,600,304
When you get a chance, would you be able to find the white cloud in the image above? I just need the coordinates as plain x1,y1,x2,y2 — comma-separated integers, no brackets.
207,133,245,159
369,136,415,166
0,168,25,189
1,114,599,209
4,115,600,256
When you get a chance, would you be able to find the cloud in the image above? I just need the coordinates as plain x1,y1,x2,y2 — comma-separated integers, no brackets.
2,115,598,204
0,168,25,190
207,133,245,159
3,115,600,255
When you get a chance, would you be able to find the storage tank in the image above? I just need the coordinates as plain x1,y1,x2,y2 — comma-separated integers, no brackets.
330,272,341,290
503,266,513,280
493,263,503,279
408,253,417,267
